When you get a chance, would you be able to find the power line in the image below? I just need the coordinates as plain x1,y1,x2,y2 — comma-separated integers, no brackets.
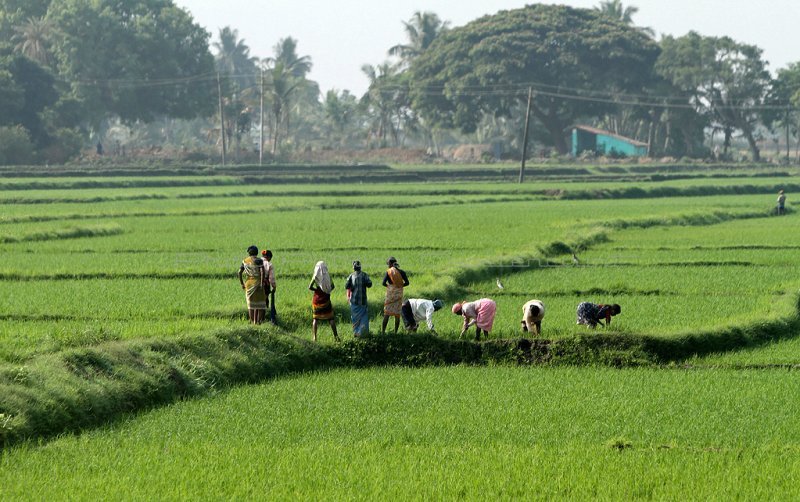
54,71,800,111
378,81,797,111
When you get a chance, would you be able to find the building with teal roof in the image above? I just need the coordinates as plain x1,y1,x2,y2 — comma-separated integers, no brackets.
571,125,648,158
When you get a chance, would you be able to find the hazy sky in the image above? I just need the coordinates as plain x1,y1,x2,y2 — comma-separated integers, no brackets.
173,0,800,95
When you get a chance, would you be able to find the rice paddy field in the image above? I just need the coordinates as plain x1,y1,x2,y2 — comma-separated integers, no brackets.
1,163,800,499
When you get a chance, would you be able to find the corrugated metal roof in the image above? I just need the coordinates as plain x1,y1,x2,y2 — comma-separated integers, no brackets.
572,125,648,147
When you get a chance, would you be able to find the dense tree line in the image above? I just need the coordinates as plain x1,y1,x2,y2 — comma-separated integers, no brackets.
0,0,798,164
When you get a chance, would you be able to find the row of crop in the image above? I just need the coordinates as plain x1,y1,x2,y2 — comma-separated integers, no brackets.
4,179,798,202
0,224,123,244
2,168,796,192
1,161,789,178
560,183,800,201
0,163,392,178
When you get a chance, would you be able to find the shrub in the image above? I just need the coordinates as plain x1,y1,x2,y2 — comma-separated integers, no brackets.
0,126,35,165
42,128,85,164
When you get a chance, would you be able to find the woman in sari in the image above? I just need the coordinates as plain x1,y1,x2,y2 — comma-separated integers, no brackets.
576,302,621,329
238,245,266,324
345,260,372,337
381,257,409,335
309,261,339,342
452,298,497,341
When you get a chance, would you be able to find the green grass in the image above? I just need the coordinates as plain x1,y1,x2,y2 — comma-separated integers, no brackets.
0,183,798,361
3,366,800,499
3,166,800,498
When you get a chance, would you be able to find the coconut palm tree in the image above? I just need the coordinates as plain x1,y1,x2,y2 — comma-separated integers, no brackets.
361,62,408,147
323,89,360,147
594,0,654,36
260,38,312,154
265,61,305,155
595,0,638,23
388,11,449,67
12,16,55,66
266,37,312,79
213,27,258,90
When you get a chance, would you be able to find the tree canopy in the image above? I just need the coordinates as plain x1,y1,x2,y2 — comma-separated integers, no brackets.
47,0,216,124
656,32,771,161
409,4,661,153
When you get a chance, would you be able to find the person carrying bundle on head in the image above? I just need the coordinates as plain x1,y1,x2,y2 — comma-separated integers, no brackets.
309,260,339,342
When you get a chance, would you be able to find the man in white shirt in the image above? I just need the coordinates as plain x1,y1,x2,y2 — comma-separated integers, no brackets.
402,298,444,334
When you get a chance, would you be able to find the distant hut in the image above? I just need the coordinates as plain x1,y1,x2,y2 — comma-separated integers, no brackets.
571,125,648,158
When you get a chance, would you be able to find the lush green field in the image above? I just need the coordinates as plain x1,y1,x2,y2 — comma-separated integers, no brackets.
1,183,793,358
1,177,794,353
2,164,800,498
4,366,800,499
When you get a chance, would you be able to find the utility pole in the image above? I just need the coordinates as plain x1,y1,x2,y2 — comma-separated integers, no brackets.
259,68,264,166
519,87,533,184
786,106,791,160
216,72,227,166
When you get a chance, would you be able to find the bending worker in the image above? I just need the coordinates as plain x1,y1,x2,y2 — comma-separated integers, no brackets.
401,298,444,335
520,299,545,336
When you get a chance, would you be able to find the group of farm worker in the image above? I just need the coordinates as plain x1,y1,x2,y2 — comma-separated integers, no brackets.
239,247,621,340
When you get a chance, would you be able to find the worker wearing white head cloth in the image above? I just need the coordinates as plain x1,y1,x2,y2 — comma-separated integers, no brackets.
521,299,545,336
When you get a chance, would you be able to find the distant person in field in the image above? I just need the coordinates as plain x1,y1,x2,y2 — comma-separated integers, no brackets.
381,256,409,335
576,302,621,329
309,261,339,342
777,189,786,215
521,299,545,336
345,260,372,337
402,298,444,335
452,298,497,340
262,249,277,324
238,245,266,324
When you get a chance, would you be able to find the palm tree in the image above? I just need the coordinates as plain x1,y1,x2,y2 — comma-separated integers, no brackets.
261,39,312,154
266,37,312,79
213,27,258,89
361,62,409,147
266,61,304,155
594,1,654,36
595,0,638,23
323,89,359,147
12,16,55,66
388,11,449,67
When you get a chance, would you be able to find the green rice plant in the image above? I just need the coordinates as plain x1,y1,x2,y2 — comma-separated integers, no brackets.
3,167,800,456
1,181,797,362
3,366,800,499
0,224,123,243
